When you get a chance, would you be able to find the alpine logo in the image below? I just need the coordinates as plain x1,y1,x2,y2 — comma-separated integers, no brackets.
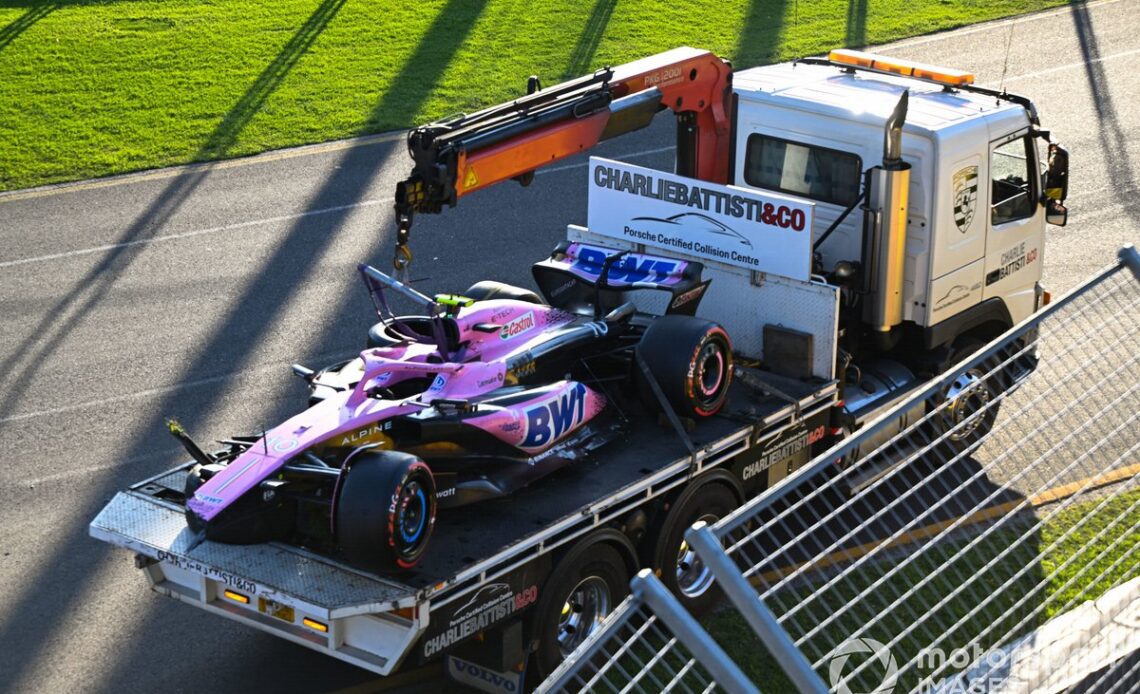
521,383,588,450
499,311,535,340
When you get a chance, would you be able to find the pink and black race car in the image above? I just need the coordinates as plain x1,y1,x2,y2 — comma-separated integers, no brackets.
177,242,732,572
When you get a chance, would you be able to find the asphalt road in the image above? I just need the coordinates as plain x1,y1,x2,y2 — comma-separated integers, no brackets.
1,1,1137,692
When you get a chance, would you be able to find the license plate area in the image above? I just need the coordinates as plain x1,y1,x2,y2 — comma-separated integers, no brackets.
259,597,295,623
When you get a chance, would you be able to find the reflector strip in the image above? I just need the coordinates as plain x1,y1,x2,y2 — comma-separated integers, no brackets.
828,49,974,87
303,618,329,633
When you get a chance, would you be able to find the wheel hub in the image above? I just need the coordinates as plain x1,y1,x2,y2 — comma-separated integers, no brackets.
943,368,991,440
675,514,718,597
556,576,612,656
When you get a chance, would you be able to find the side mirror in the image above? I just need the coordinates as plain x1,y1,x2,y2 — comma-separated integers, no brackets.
1044,142,1069,203
1045,200,1068,227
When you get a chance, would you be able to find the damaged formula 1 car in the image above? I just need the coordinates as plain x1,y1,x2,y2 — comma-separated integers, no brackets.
178,242,733,572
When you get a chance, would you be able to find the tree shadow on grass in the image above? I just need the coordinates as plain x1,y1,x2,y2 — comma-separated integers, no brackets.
563,0,616,78
0,1,490,690
846,0,868,48
0,1,57,52
733,0,789,67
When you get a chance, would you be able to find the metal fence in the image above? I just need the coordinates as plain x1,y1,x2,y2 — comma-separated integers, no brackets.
546,245,1140,693
538,569,757,694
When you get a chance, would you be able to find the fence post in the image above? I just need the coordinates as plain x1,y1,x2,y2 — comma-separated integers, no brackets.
631,569,761,694
686,523,829,694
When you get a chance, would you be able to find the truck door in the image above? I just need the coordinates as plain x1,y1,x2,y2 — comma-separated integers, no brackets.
982,130,1044,324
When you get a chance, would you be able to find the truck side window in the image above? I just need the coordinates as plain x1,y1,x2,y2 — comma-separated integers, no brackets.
990,137,1035,225
743,134,862,207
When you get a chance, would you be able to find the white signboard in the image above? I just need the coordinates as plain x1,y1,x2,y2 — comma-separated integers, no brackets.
586,157,814,280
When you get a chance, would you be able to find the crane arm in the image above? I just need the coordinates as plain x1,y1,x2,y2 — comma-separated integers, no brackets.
392,47,733,258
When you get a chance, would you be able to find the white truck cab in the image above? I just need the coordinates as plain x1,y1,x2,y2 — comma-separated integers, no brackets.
733,53,1051,348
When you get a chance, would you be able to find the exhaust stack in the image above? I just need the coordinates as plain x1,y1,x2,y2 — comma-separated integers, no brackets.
864,91,911,333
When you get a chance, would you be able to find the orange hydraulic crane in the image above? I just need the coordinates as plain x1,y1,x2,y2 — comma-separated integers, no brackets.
392,47,733,269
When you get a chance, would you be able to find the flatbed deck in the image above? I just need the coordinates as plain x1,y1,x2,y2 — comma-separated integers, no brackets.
91,370,836,673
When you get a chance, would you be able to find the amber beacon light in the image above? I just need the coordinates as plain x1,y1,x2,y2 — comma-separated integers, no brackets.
828,49,975,88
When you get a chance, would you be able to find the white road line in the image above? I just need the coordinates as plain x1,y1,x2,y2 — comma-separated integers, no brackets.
0,350,357,425
0,373,241,425
0,199,385,269
19,448,184,488
884,0,1125,51
0,147,676,270
1005,47,1140,84
0,131,405,204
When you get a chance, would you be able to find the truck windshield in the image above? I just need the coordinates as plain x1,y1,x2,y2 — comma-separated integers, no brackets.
744,134,862,207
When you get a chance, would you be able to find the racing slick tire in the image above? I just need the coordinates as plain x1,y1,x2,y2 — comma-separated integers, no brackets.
334,450,437,572
533,542,629,678
463,280,542,304
636,315,733,418
184,464,295,544
653,482,737,614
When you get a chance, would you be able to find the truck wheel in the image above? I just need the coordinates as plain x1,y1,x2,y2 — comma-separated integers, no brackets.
464,280,542,304
184,465,294,544
637,315,733,418
653,483,736,614
930,337,1003,456
334,451,436,572
533,543,628,678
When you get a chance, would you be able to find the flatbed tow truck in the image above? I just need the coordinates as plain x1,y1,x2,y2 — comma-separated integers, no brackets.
91,46,1068,691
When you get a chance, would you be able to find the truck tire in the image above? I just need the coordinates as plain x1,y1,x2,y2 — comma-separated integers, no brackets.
653,482,737,614
929,336,1003,458
464,280,542,304
533,543,629,678
334,451,437,572
184,465,295,544
637,315,733,418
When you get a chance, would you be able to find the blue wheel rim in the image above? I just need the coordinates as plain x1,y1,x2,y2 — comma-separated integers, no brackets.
399,484,427,545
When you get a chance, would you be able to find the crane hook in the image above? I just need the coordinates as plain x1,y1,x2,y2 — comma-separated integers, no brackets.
393,243,413,272
393,214,413,278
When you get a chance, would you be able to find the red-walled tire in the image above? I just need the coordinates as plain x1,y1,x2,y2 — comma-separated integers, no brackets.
334,451,437,572
637,315,733,418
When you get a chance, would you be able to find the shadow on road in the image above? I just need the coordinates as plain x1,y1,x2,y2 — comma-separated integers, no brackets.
0,0,348,423
1070,2,1140,221
0,2,490,691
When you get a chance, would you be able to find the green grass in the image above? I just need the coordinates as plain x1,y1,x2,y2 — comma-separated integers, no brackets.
703,489,1140,691
0,0,1068,192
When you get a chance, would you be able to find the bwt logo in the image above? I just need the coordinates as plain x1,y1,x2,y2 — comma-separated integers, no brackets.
572,246,678,285
522,383,588,449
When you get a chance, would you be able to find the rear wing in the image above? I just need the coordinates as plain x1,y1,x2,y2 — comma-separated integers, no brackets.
531,241,710,316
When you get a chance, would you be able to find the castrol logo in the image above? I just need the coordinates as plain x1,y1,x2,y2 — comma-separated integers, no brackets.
499,311,536,340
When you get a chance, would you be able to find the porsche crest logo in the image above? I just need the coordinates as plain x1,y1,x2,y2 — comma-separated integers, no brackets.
952,166,978,234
